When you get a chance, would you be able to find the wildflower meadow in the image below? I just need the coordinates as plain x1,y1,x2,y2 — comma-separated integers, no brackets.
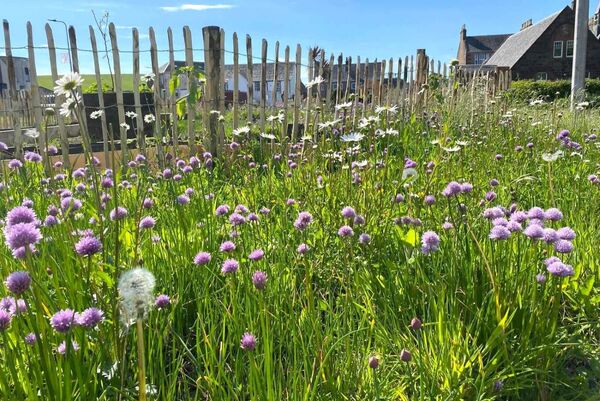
0,72,599,400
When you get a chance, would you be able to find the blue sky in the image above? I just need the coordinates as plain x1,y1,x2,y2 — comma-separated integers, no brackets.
1,0,597,77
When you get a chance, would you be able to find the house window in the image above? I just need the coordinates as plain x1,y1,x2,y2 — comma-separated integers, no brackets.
24,67,29,76
566,40,574,58
473,52,490,65
254,81,260,91
535,72,548,81
276,80,282,93
553,41,563,58
351,81,356,90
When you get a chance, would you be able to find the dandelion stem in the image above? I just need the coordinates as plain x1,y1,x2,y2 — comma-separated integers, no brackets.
136,319,147,401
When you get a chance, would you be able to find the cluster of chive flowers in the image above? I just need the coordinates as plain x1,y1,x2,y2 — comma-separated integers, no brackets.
3,205,43,259
337,206,370,244
0,271,32,331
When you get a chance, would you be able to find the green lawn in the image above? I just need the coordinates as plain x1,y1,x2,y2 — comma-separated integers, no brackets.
37,74,135,92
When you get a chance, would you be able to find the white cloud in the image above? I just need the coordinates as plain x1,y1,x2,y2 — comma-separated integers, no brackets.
160,4,235,12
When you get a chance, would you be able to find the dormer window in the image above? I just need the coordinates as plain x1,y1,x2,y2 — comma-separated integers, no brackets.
566,40,574,58
553,41,563,58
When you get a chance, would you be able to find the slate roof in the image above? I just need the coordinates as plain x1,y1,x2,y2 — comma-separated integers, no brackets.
466,34,511,53
486,10,563,67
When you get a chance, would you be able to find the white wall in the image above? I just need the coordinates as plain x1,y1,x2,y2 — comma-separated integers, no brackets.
0,58,31,93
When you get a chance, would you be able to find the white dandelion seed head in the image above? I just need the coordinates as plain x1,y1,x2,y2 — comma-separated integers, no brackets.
117,267,156,326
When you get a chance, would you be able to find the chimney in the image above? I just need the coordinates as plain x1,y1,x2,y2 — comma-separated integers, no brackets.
460,24,467,40
521,19,533,30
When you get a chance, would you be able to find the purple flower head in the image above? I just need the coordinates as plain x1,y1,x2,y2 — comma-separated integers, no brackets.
557,227,576,240
143,198,154,209
101,177,114,188
252,271,268,290
0,142,8,151
221,259,239,274
528,207,545,221
5,271,31,295
61,197,83,213
489,226,511,240
57,340,80,355
6,206,37,227
139,216,156,230
495,154,503,160
4,223,42,252
248,213,259,222
547,261,574,277
24,332,37,345
177,195,190,205
490,179,499,187
421,231,440,255
483,207,505,220
240,332,257,351
507,221,523,232
235,204,249,214
544,256,562,267
194,252,211,265
510,211,528,223
297,243,309,254
395,193,405,203
542,228,559,244
50,309,76,333
294,211,313,231
76,307,104,328
220,241,236,253
492,218,508,227
536,274,547,283
109,207,128,221
557,129,570,140
368,356,380,369
544,208,563,221
485,191,497,202
286,198,296,206
442,181,462,197
400,349,412,362
404,158,417,168
424,195,435,206
215,205,230,216
259,207,270,215
359,233,371,244
8,159,23,169
341,206,356,219
44,215,58,227
338,225,354,237
249,249,264,261
0,310,12,331
460,182,473,193
523,224,544,240
410,317,422,330
75,235,102,256
229,213,246,226
554,239,574,254
442,221,454,230
155,294,171,309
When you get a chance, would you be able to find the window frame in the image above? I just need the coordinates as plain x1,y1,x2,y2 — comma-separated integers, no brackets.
566,40,574,58
553,41,563,58
253,81,260,92
535,72,548,81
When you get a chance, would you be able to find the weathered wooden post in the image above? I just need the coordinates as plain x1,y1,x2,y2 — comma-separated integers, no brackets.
203,26,222,158
571,0,589,110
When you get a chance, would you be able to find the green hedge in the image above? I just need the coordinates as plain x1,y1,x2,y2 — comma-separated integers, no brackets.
507,79,600,102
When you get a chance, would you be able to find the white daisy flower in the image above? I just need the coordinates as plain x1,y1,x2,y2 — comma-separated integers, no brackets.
306,76,325,88
120,122,130,131
340,132,365,143
125,111,138,119
54,72,84,97
59,94,81,119
144,114,156,124
260,132,276,140
23,128,40,139
90,110,104,119
232,126,251,136
335,101,353,111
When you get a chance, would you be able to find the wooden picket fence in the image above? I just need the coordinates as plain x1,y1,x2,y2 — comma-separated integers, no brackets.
1,20,511,169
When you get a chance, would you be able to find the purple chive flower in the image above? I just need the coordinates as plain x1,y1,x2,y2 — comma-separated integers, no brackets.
492,218,508,227
57,340,80,355
50,309,77,333
286,198,296,206
194,252,211,265
424,195,435,206
235,204,249,214
368,356,380,369
556,227,576,240
442,221,454,230
483,207,505,220
8,159,23,169
221,259,239,274
0,142,8,151
220,241,236,253
507,221,523,232
523,224,544,240
24,332,37,345
421,231,440,255
75,235,102,256
249,249,264,261
557,129,570,140
410,317,422,330
404,158,417,168
143,198,154,209
155,294,171,309
5,271,31,295
341,206,356,219
259,207,270,215
510,211,528,223
485,191,497,202
528,207,545,221
109,207,128,221
554,240,574,254
395,193,405,203
297,243,309,254
215,205,230,216
61,197,83,213
494,380,504,392
338,225,354,237
240,332,257,351
358,233,371,244
353,215,365,225
252,271,268,290
176,195,190,205
6,206,37,227
0,310,12,331
489,179,499,187
400,349,412,362
76,307,104,328
229,213,246,226
542,228,559,244
536,274,547,283
101,177,114,188
442,181,462,197
460,182,473,193
495,154,503,160
4,223,42,253
139,216,156,230
489,226,511,240
44,215,58,227
544,208,563,221
294,211,313,231
248,213,259,222
547,261,574,277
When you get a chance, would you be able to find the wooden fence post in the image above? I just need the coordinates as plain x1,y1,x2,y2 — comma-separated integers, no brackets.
26,22,45,166
203,26,222,158
232,32,239,129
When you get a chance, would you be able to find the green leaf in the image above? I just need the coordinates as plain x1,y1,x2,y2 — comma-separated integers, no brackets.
400,228,418,247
